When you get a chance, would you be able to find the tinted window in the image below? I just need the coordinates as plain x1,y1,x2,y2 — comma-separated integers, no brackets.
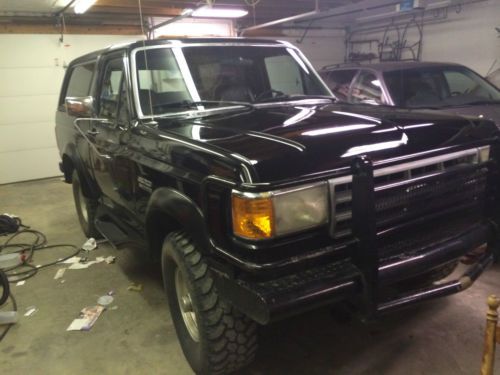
99,59,124,118
384,66,500,108
322,70,357,101
66,63,95,98
134,46,329,116
351,71,383,104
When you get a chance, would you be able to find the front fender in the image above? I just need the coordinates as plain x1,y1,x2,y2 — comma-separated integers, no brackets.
145,187,212,256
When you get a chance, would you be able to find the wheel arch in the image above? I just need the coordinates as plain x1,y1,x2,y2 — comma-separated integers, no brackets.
62,144,99,199
145,187,212,260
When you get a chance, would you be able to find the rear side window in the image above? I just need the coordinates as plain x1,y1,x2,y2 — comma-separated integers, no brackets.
323,70,357,101
66,63,95,98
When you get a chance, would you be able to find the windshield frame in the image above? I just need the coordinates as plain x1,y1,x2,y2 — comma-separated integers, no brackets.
130,42,334,119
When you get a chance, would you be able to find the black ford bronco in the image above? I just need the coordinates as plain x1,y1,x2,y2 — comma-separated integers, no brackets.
55,38,500,374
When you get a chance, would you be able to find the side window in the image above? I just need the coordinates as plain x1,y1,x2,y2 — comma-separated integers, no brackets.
99,59,124,119
324,70,357,101
264,54,303,94
61,62,95,106
351,71,383,105
444,70,481,96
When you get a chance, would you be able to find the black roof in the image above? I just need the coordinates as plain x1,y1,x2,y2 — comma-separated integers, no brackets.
70,37,285,66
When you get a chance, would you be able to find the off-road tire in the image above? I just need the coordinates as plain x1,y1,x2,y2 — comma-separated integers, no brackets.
72,170,100,238
162,231,258,374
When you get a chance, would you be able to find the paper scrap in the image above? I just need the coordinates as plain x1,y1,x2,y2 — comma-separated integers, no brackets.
16,281,25,286
68,258,105,270
54,268,66,280
127,283,143,292
67,305,105,331
24,307,37,317
105,256,116,264
62,256,81,264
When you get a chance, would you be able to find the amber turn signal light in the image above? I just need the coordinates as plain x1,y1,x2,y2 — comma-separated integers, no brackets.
231,194,274,240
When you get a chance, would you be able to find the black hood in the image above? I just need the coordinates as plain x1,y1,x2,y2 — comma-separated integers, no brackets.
157,102,498,183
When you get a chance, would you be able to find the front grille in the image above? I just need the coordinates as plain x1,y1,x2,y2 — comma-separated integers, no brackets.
328,147,490,242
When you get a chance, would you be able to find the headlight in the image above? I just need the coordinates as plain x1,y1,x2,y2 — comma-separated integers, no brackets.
231,183,328,240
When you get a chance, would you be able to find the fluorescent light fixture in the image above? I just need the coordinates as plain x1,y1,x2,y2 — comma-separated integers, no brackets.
73,0,97,14
191,6,248,18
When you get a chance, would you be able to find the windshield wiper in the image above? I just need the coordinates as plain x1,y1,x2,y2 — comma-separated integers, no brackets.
150,100,255,111
254,94,336,103
443,99,500,107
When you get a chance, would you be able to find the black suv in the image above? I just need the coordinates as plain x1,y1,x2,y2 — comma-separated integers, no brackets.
56,38,500,374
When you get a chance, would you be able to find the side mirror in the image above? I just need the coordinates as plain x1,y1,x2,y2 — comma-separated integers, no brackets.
65,96,94,117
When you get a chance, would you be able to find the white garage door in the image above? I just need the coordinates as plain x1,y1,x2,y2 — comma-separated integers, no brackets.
0,34,147,185
0,22,235,185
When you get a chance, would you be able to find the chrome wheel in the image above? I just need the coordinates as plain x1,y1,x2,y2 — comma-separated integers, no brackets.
175,267,199,342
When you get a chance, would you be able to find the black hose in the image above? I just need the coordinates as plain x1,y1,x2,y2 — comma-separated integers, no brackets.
0,269,9,306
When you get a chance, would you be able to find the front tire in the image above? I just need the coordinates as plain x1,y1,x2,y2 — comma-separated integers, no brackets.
162,232,257,374
72,170,100,238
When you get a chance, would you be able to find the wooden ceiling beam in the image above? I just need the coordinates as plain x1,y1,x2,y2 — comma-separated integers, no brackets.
0,23,142,35
88,6,182,17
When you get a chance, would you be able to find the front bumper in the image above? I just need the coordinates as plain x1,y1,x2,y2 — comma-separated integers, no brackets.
213,221,494,326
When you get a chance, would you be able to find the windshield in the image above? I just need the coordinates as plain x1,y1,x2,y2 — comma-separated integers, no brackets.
133,45,330,116
384,66,500,108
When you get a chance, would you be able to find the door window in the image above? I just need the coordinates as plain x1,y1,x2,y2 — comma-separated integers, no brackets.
99,59,124,119
66,63,95,98
264,54,304,94
351,71,383,105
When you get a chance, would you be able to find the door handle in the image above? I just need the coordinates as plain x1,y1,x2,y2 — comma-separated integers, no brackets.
87,129,100,136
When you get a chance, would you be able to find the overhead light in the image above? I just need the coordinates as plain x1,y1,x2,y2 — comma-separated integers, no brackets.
73,0,97,14
190,6,248,18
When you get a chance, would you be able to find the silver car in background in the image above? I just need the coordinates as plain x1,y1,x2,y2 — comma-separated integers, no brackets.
319,62,500,127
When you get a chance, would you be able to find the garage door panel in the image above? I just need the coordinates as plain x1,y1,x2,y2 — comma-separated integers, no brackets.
0,122,56,153
0,67,64,97
0,147,61,185
0,95,58,125
0,36,62,68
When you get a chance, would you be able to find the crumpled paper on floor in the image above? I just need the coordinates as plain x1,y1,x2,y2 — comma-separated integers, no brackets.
67,305,105,331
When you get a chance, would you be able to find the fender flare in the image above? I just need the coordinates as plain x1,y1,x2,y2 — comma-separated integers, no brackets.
145,187,212,256
62,143,100,199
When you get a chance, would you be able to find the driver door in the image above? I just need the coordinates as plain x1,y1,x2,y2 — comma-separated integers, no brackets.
89,53,136,216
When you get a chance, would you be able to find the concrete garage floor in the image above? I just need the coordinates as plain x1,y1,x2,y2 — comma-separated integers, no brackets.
1,177,499,375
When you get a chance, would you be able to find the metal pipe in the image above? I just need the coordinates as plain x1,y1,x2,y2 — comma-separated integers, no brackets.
240,0,320,35
54,0,78,16
481,295,500,375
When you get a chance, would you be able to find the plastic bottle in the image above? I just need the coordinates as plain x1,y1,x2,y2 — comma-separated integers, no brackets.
0,253,20,269
0,311,18,325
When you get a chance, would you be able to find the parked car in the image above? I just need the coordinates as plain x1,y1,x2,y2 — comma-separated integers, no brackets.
319,62,500,126
56,39,500,374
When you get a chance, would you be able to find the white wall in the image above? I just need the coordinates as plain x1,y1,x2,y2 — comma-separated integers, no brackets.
318,0,500,75
269,29,346,70
421,0,500,75
0,34,142,185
